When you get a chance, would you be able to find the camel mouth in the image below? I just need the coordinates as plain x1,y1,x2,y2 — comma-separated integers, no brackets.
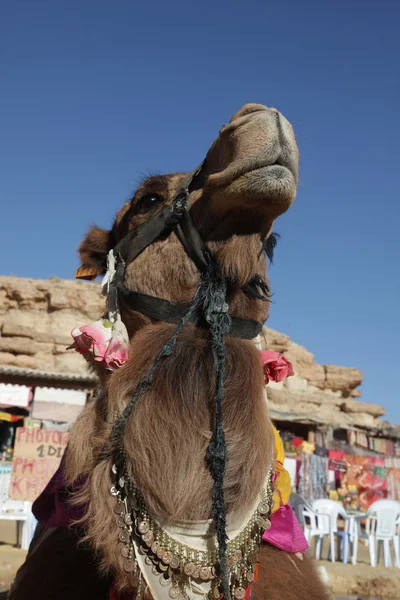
232,163,297,198
245,163,295,180
207,156,297,191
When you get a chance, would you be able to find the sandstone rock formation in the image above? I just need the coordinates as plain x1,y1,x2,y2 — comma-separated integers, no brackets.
0,276,104,374
261,328,386,429
0,275,387,430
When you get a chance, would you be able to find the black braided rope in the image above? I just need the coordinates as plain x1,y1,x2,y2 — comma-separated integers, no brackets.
203,265,231,600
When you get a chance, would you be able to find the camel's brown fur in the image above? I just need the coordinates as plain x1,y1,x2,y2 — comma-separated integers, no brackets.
63,104,306,592
253,545,331,600
10,105,330,598
66,325,273,587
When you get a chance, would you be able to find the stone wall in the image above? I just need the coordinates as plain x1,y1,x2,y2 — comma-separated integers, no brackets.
0,276,104,374
0,275,386,429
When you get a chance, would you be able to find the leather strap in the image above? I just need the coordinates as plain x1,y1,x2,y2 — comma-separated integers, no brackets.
112,159,266,340
118,286,263,340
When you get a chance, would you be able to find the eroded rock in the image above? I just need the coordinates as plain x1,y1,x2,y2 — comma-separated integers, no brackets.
0,276,383,428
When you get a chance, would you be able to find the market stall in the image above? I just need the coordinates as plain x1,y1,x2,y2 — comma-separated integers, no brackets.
272,410,400,509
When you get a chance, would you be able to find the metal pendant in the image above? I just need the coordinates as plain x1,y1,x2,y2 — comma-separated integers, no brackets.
114,501,125,515
124,513,133,526
212,588,221,599
183,562,196,576
119,530,130,543
123,558,135,573
247,550,258,564
246,569,254,582
200,567,211,581
157,547,166,561
138,520,150,534
258,501,270,515
160,573,172,587
169,587,180,599
258,516,271,530
142,531,154,546
162,550,173,565
234,587,246,600
228,555,236,568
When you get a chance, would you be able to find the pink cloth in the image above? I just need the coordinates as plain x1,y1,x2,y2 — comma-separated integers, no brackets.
262,504,309,554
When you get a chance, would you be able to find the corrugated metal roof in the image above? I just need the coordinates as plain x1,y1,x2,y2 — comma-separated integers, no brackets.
269,409,326,425
0,364,98,385
269,409,400,439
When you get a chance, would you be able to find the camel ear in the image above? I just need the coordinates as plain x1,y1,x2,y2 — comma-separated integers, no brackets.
76,226,113,280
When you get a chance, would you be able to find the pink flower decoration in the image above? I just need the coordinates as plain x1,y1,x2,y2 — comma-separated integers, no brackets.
70,319,129,372
260,350,294,384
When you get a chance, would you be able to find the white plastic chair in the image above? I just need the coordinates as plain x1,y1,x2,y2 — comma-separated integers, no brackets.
289,493,327,556
0,465,34,550
365,499,400,568
303,505,326,552
312,499,356,564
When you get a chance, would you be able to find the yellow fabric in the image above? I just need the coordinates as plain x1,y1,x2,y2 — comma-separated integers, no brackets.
0,412,24,423
0,411,12,422
272,426,292,513
301,441,315,454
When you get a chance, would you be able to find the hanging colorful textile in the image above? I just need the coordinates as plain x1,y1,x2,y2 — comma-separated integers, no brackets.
341,455,387,509
385,457,400,501
298,453,329,503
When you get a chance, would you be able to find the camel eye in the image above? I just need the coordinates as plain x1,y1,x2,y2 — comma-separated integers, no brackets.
137,194,163,214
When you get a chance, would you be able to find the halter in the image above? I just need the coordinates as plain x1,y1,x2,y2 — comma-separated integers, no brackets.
112,163,268,339
100,161,270,600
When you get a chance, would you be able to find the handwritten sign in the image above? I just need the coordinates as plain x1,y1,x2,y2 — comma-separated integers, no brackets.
9,427,69,501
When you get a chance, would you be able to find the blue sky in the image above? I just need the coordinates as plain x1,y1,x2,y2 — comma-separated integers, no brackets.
1,1,399,421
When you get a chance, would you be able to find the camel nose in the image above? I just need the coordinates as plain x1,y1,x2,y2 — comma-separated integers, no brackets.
229,103,270,122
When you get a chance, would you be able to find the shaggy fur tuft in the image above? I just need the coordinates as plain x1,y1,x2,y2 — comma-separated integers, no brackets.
65,324,273,590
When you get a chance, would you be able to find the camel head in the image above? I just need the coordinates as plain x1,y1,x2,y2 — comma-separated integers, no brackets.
77,104,298,324
67,103,299,594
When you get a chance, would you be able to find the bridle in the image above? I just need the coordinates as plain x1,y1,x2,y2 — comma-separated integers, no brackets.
112,162,269,340
99,160,270,600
